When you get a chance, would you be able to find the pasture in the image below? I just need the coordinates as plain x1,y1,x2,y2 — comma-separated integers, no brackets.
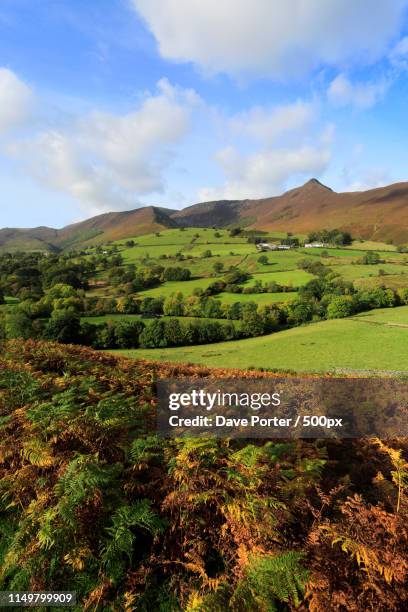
117,315,408,373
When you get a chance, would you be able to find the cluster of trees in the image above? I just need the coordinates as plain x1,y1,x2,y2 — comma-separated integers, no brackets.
289,264,407,322
280,234,300,247
107,264,192,291
357,251,384,265
0,251,121,300
307,229,353,245
82,317,238,350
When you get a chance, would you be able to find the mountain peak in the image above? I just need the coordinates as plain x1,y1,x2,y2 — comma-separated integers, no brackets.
303,178,332,191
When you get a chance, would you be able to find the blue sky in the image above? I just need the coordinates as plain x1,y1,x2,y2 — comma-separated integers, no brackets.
1,0,408,228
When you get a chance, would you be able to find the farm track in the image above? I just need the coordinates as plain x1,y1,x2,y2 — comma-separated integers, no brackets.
350,317,408,328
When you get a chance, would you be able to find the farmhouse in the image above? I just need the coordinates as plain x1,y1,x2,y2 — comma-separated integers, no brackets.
304,242,326,248
256,243,293,251
256,242,279,251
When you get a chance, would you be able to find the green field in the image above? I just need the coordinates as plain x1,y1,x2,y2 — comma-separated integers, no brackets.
354,274,408,290
116,228,251,247
214,291,298,305
333,263,408,281
137,276,222,298
352,305,408,325
115,308,408,373
245,269,314,286
350,240,397,251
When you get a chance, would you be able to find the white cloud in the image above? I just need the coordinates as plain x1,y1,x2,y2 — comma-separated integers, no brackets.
8,79,197,215
389,36,408,69
341,146,394,191
0,68,32,134
230,100,316,144
199,143,331,200
132,0,407,78
199,97,333,201
327,73,389,109
344,169,392,192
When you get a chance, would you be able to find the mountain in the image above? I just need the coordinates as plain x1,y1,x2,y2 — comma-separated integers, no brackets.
171,179,408,243
171,199,244,227
239,179,408,242
2,179,408,251
0,206,178,252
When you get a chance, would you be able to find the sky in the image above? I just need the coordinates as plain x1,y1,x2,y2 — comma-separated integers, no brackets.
1,0,408,228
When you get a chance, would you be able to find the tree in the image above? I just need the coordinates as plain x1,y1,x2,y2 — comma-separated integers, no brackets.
116,296,139,314
286,299,314,325
44,310,81,344
213,261,224,274
202,249,212,258
241,312,266,337
162,267,191,281
163,293,184,316
361,251,381,265
258,255,268,265
224,269,250,285
164,319,186,346
5,309,34,340
139,320,167,348
139,297,164,317
229,227,241,237
327,295,355,319
200,296,223,319
113,320,145,349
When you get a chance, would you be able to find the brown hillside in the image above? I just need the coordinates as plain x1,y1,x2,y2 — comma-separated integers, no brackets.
171,199,244,227
0,206,177,251
241,179,408,242
55,205,177,248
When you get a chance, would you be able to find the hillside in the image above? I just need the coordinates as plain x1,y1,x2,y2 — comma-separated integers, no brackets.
0,206,177,252
2,178,408,251
171,179,408,243
241,179,408,242
0,339,407,610
121,307,408,373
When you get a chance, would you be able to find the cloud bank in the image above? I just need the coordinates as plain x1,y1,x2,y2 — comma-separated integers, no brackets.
4,78,197,215
133,0,407,78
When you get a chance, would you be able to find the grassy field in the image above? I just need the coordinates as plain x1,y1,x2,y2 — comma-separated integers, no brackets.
214,291,298,305
333,263,408,281
244,269,314,286
352,305,408,325
115,311,408,373
350,240,397,251
137,277,221,298
354,274,408,290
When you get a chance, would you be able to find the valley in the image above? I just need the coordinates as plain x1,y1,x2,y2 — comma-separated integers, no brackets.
2,218,408,374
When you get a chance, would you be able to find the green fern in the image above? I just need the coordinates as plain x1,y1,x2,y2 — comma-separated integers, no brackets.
231,552,309,610
130,435,163,465
100,500,164,582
